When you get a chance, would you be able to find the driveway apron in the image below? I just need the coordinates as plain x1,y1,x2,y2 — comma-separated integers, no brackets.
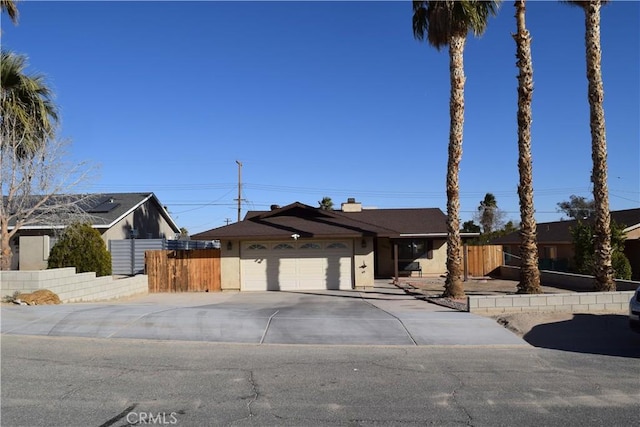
1,282,526,346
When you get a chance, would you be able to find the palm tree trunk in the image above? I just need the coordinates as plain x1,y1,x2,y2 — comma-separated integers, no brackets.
513,0,541,294
584,1,614,291
443,34,465,299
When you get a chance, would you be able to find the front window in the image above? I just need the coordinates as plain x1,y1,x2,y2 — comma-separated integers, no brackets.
397,239,429,260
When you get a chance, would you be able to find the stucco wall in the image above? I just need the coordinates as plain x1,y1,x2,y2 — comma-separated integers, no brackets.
101,200,177,243
420,239,447,275
375,238,394,277
18,236,50,270
220,239,241,291
353,237,375,288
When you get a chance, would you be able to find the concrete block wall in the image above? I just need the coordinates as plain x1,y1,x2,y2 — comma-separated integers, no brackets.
1,268,148,303
498,265,639,292
468,291,634,314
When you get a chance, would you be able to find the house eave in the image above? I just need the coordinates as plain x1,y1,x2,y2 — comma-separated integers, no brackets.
398,233,449,238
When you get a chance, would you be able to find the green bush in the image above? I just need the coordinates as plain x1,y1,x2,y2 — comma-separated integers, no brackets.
48,223,112,276
612,251,632,280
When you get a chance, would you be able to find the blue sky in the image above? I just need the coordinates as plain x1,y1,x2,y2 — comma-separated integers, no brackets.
2,0,638,235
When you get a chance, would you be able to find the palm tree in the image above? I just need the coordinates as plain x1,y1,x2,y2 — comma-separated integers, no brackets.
478,192,498,233
1,49,58,158
564,0,614,291
513,0,541,294
1,0,19,24
318,196,334,211
412,0,500,298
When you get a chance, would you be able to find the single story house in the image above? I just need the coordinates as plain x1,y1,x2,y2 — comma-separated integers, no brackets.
490,208,640,280
191,198,477,291
7,192,180,270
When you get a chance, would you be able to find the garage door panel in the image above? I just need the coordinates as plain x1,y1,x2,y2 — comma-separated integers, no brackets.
241,241,353,291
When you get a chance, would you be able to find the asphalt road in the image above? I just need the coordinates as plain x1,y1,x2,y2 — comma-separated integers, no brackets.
2,283,639,426
2,335,639,427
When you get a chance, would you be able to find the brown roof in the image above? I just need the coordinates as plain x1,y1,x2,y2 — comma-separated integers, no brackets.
191,202,448,241
490,208,640,245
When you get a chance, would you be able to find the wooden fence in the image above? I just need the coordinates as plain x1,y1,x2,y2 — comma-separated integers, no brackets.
145,249,221,292
465,245,503,277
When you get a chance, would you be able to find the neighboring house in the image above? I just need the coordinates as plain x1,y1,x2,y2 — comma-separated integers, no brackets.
191,198,477,291
8,192,180,270
490,208,640,280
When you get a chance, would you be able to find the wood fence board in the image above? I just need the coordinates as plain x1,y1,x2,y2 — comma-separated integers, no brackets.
145,249,221,292
466,245,503,277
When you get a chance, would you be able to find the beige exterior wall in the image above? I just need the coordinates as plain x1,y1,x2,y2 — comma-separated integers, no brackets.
625,226,640,240
18,236,50,270
376,238,447,278
420,239,447,275
376,238,394,277
220,239,241,291
353,237,375,288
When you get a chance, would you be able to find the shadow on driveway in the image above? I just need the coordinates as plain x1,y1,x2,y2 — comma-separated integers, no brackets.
524,314,640,358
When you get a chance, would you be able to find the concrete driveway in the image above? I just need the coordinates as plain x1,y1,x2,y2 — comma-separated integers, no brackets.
1,282,525,346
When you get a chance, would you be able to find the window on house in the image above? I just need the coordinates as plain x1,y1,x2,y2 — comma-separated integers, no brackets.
327,242,348,249
397,239,433,260
300,242,321,249
274,243,294,250
247,243,268,250
543,246,557,260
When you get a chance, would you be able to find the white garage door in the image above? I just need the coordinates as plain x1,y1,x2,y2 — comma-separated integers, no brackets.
240,241,353,291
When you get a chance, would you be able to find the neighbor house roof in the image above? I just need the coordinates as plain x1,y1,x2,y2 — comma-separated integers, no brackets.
191,202,449,241
6,192,180,232
490,208,640,245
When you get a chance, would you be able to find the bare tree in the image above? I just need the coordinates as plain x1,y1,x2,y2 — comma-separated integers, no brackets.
1,114,96,270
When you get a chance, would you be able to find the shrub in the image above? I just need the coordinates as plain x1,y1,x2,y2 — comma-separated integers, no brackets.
48,222,112,276
612,251,632,280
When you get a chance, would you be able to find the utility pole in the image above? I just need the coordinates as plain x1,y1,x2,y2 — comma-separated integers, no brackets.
224,218,232,226
235,160,242,222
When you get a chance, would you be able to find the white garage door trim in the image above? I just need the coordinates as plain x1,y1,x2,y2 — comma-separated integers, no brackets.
240,240,353,291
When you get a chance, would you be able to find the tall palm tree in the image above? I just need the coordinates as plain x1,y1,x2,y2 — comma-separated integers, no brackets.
412,0,500,298
1,49,58,158
565,0,614,291
513,0,541,294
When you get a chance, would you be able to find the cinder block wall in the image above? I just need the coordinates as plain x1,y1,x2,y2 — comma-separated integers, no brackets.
1,268,148,303
468,291,634,314
499,266,639,292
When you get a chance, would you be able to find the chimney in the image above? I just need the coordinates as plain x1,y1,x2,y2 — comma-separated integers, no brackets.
341,198,362,212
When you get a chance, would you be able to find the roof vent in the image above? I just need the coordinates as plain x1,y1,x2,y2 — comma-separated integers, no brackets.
347,197,356,203
270,204,280,211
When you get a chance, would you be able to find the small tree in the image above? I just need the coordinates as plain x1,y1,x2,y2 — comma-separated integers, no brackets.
571,220,630,282
461,220,481,233
557,195,595,220
48,223,111,276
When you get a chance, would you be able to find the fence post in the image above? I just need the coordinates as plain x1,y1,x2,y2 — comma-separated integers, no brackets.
130,238,135,276
463,244,469,281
